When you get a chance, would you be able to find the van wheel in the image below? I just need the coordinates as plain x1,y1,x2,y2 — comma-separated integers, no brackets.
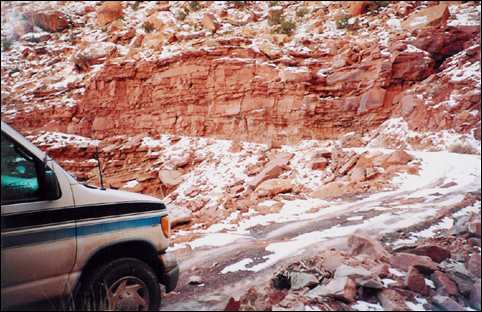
76,258,161,311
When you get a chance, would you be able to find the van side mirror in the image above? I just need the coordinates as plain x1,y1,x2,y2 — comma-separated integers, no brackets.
42,165,61,201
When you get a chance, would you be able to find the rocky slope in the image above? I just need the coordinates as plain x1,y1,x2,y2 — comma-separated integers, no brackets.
1,1,480,145
1,1,481,311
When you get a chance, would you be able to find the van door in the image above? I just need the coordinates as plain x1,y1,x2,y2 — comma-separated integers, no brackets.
1,132,76,308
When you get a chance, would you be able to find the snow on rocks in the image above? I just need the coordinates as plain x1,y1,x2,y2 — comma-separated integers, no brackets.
28,131,99,149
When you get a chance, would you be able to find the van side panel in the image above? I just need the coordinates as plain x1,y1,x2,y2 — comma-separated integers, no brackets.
73,211,169,273
1,162,76,308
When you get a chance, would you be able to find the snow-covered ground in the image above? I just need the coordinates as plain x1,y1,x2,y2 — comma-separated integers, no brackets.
170,149,481,274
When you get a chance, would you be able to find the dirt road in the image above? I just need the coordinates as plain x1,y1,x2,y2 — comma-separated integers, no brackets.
161,151,481,311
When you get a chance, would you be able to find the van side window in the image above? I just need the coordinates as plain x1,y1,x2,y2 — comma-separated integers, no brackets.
1,133,41,204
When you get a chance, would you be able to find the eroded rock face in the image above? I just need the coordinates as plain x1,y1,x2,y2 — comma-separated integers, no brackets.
62,51,393,143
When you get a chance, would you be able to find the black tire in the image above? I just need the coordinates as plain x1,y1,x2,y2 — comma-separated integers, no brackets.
75,258,161,311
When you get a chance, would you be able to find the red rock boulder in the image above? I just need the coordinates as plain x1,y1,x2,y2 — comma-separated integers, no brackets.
27,10,69,32
401,3,450,31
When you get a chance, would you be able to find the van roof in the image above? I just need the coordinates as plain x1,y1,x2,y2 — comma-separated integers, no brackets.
1,120,48,161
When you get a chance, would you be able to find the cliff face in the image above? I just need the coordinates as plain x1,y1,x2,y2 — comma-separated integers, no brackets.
1,3,481,310
74,47,393,143
3,1,480,146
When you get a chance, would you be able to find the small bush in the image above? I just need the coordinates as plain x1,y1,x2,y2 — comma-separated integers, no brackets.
1,38,13,51
366,1,389,12
189,1,200,11
142,20,155,33
278,19,296,35
336,15,350,29
269,1,279,6
177,10,188,21
131,1,141,10
296,7,309,18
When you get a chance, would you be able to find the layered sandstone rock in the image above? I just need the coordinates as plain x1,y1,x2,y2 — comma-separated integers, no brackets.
2,1,479,151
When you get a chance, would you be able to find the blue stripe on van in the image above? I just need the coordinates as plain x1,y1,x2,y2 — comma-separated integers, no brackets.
1,227,76,248
1,216,160,248
77,216,160,236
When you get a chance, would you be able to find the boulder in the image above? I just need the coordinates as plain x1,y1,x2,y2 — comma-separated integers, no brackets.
72,42,118,71
399,94,423,116
390,253,438,273
267,6,283,26
348,232,391,261
306,277,357,303
310,157,329,170
405,266,429,296
466,253,481,277
334,265,372,279
365,167,380,180
432,295,465,311
158,169,184,187
350,167,366,182
371,264,390,278
358,278,384,290
146,11,176,32
143,32,165,50
469,281,481,310
224,297,241,311
430,271,458,296
258,40,282,59
21,32,52,43
377,289,409,311
290,272,318,290
448,272,473,296
468,220,481,237
168,205,192,227
384,150,413,166
452,214,471,235
401,3,450,30
392,51,435,81
357,87,386,114
311,181,352,199
407,245,451,263
348,1,369,16
411,24,480,62
12,19,34,39
256,179,293,198
248,152,293,188
30,10,70,32
337,154,359,176
202,13,220,33
96,1,124,26
169,152,192,168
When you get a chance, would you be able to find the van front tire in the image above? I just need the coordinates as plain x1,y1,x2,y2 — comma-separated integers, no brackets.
76,258,161,311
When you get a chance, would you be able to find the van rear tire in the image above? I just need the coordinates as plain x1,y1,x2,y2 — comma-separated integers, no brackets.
75,257,161,311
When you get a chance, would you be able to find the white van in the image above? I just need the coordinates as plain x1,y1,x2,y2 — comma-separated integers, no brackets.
1,121,178,310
